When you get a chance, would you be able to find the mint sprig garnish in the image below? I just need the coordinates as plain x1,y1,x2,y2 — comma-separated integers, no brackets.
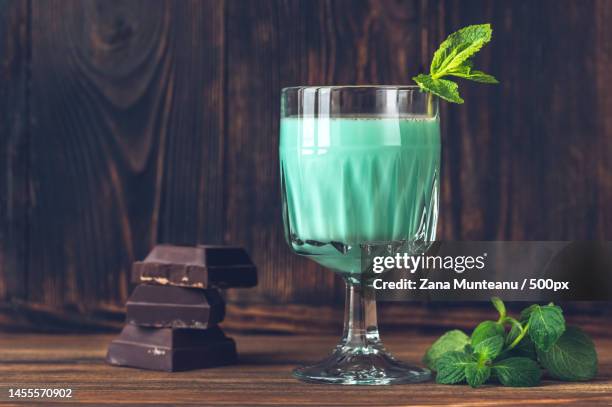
413,23,498,103
423,298,598,388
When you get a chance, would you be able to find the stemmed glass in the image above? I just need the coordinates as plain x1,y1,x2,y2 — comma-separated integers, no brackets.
279,86,440,385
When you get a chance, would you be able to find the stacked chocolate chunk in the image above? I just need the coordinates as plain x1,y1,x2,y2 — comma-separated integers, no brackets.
106,244,257,372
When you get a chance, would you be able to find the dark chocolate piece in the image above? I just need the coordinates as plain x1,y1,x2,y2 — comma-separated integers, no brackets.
131,244,257,289
126,285,225,329
106,325,237,372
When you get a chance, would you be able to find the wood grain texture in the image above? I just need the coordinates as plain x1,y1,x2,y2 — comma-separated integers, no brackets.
224,0,425,305
594,0,612,238
0,332,611,405
0,0,29,303
24,0,225,310
3,299,610,338
27,0,169,308
158,0,225,246
435,0,611,240
0,0,611,331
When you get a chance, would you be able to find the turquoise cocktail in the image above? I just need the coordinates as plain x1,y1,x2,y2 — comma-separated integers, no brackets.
281,116,439,272
280,86,440,385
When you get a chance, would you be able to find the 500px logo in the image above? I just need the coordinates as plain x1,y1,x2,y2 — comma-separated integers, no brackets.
371,253,487,274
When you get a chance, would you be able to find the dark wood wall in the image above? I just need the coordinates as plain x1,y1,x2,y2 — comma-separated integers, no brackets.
1,0,611,332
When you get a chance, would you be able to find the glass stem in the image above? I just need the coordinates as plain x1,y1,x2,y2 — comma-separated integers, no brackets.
341,275,381,349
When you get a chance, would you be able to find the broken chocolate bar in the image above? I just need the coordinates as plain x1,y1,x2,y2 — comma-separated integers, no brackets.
126,285,225,329
131,244,257,289
106,325,237,372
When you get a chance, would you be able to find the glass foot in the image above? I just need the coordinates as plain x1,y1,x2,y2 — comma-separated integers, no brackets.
293,342,431,385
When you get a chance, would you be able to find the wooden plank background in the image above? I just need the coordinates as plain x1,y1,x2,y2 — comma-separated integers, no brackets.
1,0,611,332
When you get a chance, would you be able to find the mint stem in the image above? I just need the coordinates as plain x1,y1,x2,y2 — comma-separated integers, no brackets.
494,318,529,361
501,316,521,331
507,322,529,351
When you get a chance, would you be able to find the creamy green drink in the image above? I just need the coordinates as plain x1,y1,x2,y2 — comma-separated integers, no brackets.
280,116,440,273
280,25,497,386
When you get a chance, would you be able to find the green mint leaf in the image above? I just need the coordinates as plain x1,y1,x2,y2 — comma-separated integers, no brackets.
519,304,539,323
474,335,504,361
504,318,523,345
537,326,598,381
471,320,504,348
430,24,492,77
448,65,499,84
515,337,537,360
507,335,538,361
413,74,464,104
527,304,565,352
493,357,542,387
465,363,491,388
491,297,506,320
422,329,470,371
435,351,474,384
413,24,498,104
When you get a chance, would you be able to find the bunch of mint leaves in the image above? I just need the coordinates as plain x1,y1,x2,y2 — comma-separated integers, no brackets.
423,298,598,388
413,23,498,103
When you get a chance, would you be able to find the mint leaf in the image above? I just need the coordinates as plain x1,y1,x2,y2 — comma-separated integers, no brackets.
448,64,499,84
465,363,491,388
508,335,538,361
537,326,598,381
435,351,473,384
526,304,565,352
491,297,506,320
474,335,504,361
423,329,470,370
505,319,523,346
423,300,597,388
430,24,492,76
413,74,463,104
493,357,542,387
413,23,498,104
515,338,537,360
501,319,536,360
506,325,519,345
519,304,539,323
471,320,504,348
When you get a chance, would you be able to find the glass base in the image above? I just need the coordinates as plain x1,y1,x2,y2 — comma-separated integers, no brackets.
293,342,431,385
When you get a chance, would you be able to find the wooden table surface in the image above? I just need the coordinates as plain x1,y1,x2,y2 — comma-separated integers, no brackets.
0,333,611,406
